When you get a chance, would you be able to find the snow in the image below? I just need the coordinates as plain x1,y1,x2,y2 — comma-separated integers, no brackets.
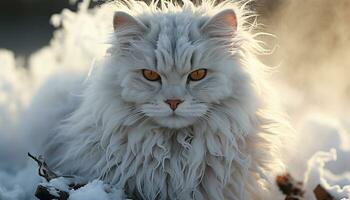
68,180,126,200
37,178,126,200
292,115,350,199
0,0,349,199
303,149,350,199
41,177,71,193
0,161,39,200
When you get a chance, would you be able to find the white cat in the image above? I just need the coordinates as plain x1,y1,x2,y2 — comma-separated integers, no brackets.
27,0,288,199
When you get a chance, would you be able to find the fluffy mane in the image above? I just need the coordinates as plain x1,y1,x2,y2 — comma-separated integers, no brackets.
35,0,289,199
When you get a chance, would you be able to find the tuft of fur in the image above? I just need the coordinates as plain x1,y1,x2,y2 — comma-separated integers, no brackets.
31,0,289,199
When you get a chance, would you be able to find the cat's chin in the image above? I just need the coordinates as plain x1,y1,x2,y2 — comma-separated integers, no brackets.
153,116,197,129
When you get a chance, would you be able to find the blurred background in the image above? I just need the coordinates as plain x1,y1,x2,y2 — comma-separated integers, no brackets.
2,0,280,56
0,0,73,56
0,0,106,56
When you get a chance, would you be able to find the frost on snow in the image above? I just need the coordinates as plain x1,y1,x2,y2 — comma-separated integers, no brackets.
0,0,349,199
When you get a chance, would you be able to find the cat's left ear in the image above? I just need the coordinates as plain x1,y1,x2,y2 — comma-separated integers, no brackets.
201,9,237,37
113,11,146,33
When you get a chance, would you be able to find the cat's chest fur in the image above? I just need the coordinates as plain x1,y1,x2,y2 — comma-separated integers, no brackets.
105,126,242,200
46,110,271,200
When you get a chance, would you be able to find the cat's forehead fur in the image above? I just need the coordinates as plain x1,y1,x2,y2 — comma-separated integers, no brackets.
143,13,203,73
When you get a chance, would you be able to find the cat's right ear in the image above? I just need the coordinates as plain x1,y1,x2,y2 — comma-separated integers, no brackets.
113,11,146,33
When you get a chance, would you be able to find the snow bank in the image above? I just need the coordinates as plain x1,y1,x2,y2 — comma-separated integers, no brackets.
0,161,39,200
0,0,349,199
289,115,350,199
303,149,350,199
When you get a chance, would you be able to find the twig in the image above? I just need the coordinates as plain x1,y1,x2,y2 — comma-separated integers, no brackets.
28,152,87,200
276,173,336,200
28,152,59,182
314,185,335,200
276,173,304,199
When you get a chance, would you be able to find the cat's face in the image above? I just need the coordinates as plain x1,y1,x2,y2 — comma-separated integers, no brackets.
107,9,247,128
122,65,231,128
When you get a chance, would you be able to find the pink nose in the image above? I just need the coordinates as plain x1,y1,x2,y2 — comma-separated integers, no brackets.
165,99,183,111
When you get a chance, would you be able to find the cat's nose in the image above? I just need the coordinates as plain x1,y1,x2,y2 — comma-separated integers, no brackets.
165,99,183,111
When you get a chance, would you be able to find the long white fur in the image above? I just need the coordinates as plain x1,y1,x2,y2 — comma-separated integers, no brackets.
31,0,289,199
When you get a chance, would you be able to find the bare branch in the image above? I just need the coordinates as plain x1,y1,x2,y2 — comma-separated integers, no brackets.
28,152,59,182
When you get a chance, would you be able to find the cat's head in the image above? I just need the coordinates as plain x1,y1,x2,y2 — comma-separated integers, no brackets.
101,3,254,129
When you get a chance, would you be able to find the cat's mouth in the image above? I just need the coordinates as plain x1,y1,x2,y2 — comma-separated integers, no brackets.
141,102,208,128
152,115,197,129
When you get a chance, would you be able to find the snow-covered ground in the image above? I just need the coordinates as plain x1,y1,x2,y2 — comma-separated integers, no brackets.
0,1,349,199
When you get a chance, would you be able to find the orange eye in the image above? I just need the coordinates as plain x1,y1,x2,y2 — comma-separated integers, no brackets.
189,69,207,81
142,69,161,81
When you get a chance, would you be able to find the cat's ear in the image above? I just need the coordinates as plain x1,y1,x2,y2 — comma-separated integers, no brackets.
113,11,146,33
201,9,237,37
